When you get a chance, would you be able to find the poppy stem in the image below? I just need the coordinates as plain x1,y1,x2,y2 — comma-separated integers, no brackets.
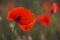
26,32,32,40
26,32,29,40
39,31,45,40
9,21,22,40
26,35,29,40
38,23,45,40
26,34,32,40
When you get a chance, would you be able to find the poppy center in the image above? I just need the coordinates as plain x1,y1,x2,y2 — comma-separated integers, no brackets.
15,16,21,22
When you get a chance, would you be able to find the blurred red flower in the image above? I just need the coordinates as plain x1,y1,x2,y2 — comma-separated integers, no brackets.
50,3,57,14
42,1,50,11
37,14,52,27
7,7,35,32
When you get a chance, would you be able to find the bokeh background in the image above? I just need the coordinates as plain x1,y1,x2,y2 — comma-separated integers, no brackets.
0,0,60,40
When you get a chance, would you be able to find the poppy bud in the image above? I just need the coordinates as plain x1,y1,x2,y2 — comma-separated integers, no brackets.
50,3,57,14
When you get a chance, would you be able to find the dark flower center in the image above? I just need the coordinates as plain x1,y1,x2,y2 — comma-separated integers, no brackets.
15,16,21,22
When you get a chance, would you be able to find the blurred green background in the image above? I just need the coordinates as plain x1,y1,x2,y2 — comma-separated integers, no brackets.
0,0,60,40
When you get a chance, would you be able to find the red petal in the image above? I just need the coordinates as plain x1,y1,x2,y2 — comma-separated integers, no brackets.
19,19,35,32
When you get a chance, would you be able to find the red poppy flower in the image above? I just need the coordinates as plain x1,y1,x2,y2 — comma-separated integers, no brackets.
37,14,52,27
7,7,35,32
50,3,57,14
42,1,50,10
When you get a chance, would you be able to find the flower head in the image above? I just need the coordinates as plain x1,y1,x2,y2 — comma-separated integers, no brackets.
37,14,52,27
7,7,35,32
50,3,57,14
42,1,50,10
